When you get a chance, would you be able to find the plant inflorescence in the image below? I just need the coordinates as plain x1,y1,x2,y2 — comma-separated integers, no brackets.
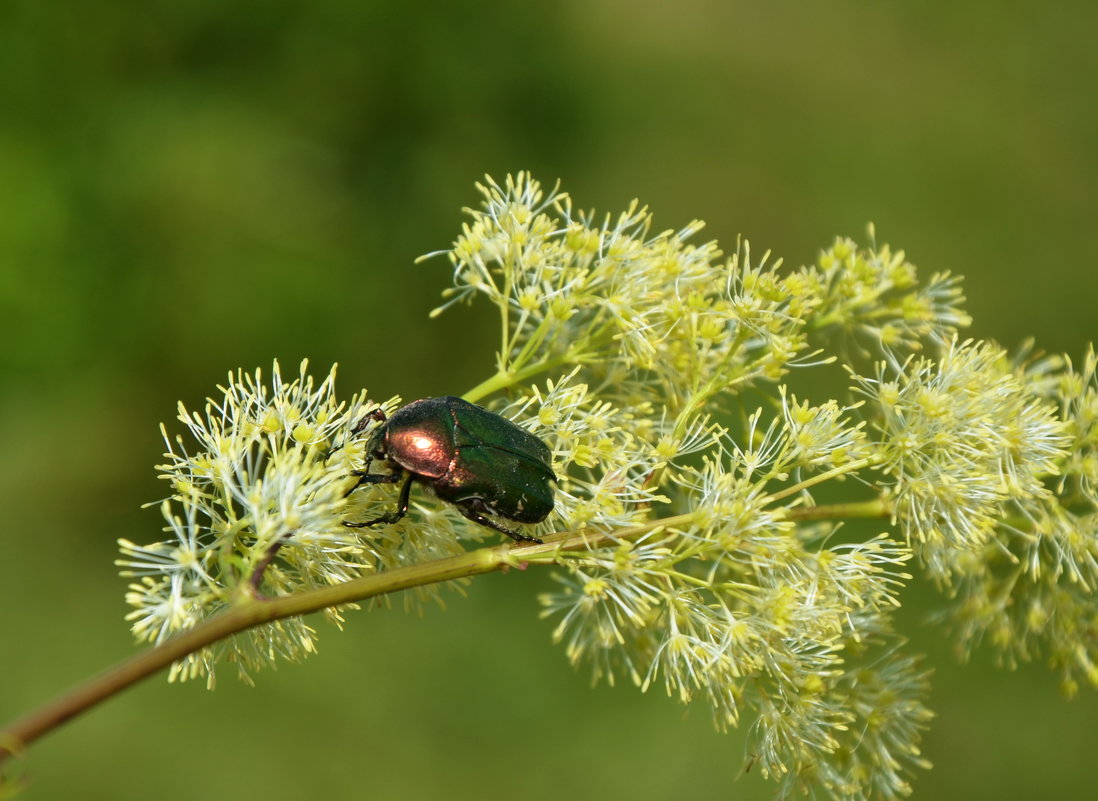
110,173,1098,799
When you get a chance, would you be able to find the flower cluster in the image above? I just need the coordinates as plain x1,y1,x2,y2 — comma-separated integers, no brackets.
853,339,1068,573
121,173,1097,799
118,362,380,684
893,344,1098,695
795,231,971,351
845,339,1098,694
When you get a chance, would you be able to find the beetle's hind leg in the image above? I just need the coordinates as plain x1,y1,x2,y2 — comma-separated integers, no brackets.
456,503,543,544
344,473,414,528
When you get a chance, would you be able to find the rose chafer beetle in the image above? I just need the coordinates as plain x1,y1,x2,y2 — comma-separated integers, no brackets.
346,396,556,543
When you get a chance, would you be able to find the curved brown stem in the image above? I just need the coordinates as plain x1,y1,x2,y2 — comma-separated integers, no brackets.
0,496,889,772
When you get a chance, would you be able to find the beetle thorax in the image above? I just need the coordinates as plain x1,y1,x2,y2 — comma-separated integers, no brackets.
384,421,454,479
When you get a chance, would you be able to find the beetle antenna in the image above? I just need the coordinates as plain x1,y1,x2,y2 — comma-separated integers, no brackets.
325,406,388,462
351,407,387,435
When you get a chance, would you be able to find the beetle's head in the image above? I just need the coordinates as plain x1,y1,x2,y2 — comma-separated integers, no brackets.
363,426,389,462
352,407,390,462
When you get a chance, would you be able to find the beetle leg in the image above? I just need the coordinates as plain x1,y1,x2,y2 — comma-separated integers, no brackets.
346,470,402,494
455,504,544,544
344,474,414,528
392,472,414,518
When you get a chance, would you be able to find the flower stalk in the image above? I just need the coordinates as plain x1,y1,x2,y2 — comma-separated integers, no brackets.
1,537,517,766
0,495,890,770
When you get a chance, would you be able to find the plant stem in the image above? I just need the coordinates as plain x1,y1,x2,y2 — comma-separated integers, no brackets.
461,352,578,403
765,458,874,503
0,493,887,771
784,497,892,521
0,542,506,767
0,519,672,769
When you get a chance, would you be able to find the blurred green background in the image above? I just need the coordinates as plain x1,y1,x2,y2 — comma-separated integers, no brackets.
2,1,1096,798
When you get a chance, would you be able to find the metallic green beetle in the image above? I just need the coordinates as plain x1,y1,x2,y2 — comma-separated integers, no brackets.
346,396,556,543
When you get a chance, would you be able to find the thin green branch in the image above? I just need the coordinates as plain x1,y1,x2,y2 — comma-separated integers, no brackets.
765,458,874,504
784,497,892,521
462,350,581,403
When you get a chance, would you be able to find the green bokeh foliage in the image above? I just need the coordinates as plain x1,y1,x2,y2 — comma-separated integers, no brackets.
1,1,1095,798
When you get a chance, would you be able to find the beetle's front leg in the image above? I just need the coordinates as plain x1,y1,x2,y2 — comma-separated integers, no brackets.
344,474,414,528
346,470,402,495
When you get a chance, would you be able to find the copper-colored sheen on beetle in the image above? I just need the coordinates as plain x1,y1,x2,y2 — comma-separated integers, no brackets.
346,397,556,543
